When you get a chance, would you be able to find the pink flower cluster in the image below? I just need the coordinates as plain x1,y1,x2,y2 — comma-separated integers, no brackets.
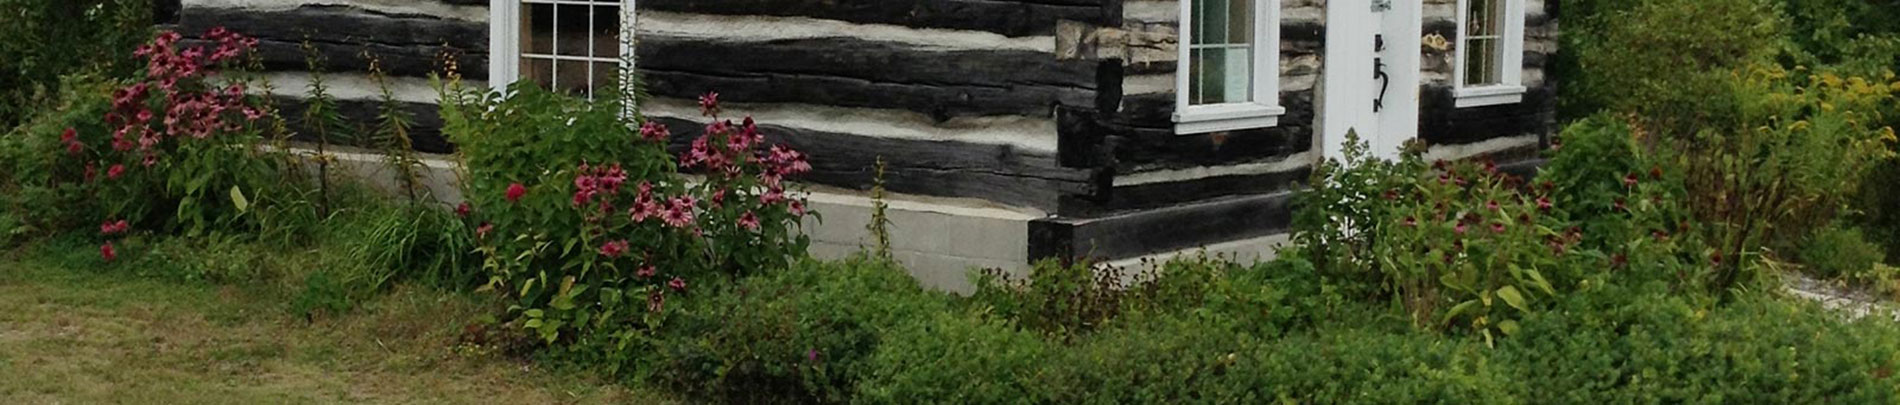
106,28,261,169
572,163,629,208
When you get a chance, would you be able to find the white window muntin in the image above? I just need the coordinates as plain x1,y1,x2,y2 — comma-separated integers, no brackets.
1174,0,1284,135
1453,0,1526,108
490,0,637,98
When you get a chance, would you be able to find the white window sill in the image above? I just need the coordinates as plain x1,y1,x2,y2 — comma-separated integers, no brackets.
1454,85,1527,108
1173,103,1286,135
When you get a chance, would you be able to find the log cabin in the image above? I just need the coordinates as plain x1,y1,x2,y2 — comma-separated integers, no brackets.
164,0,1557,291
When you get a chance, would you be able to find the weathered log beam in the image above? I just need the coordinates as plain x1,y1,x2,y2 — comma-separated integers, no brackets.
644,0,1110,37
181,5,488,52
271,96,457,154
1031,189,1297,262
648,116,1098,211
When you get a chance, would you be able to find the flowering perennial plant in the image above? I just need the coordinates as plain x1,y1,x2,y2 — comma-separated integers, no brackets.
50,28,293,261
440,78,813,361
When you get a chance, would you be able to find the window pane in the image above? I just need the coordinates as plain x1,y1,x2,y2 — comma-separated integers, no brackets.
555,4,592,56
521,57,553,89
1227,0,1251,46
558,59,590,95
1188,0,1255,106
592,62,619,96
1465,39,1500,85
1467,0,1498,37
1191,47,1253,105
592,5,622,59
523,3,553,55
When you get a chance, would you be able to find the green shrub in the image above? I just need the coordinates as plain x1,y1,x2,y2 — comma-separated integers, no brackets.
651,256,951,403
1290,135,1594,338
1559,0,1785,128
1800,225,1889,284
0,0,151,129
854,311,1057,404
1501,287,1900,403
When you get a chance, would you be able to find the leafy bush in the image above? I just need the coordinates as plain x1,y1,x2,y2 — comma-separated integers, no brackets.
1500,286,1900,403
1800,225,1889,285
854,310,1058,404
651,256,950,403
1558,0,1785,127
440,82,814,357
1290,135,1598,339
0,0,152,129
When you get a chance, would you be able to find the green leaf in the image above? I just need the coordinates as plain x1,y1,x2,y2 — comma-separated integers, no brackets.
229,186,251,213
1497,319,1521,336
1442,300,1481,324
1496,285,1529,312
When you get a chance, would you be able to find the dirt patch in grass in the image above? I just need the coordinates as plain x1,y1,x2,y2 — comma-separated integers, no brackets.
0,258,662,404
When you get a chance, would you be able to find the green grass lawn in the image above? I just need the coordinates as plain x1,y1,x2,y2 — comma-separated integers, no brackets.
0,250,660,404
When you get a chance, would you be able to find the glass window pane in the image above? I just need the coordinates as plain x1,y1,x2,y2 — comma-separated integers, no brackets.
593,5,622,59
1223,47,1251,103
1466,39,1501,85
521,57,553,89
523,3,554,55
555,4,592,56
1227,0,1251,46
1202,0,1227,45
558,59,589,95
592,62,618,96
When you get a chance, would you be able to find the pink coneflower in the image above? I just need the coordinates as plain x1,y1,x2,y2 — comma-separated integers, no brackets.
1614,198,1627,212
640,121,671,143
100,242,117,262
1623,173,1639,188
505,183,527,203
739,211,761,231
760,187,785,205
637,265,657,279
1491,222,1507,234
1486,200,1500,211
1402,216,1418,227
699,92,720,117
599,240,629,258
1536,196,1553,211
1454,222,1467,235
661,197,696,228
668,276,687,292
106,164,125,180
455,202,472,218
647,289,666,313
475,222,493,239
100,219,130,235
789,200,806,216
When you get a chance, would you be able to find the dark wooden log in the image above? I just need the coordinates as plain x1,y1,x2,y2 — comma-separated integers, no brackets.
639,35,1098,120
1418,84,1558,146
183,37,482,80
643,0,1111,37
1031,189,1296,262
272,96,457,154
649,116,1099,211
1108,92,1316,170
181,5,488,52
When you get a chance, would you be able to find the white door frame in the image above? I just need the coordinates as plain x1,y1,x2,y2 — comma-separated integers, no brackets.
1319,0,1421,162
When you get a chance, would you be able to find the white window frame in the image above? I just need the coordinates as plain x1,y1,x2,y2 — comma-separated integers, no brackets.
489,0,637,97
1173,0,1284,135
1453,0,1526,108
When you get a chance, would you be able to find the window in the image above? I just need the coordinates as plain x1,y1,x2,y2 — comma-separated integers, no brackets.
1454,0,1525,107
1174,0,1283,135
490,0,635,98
